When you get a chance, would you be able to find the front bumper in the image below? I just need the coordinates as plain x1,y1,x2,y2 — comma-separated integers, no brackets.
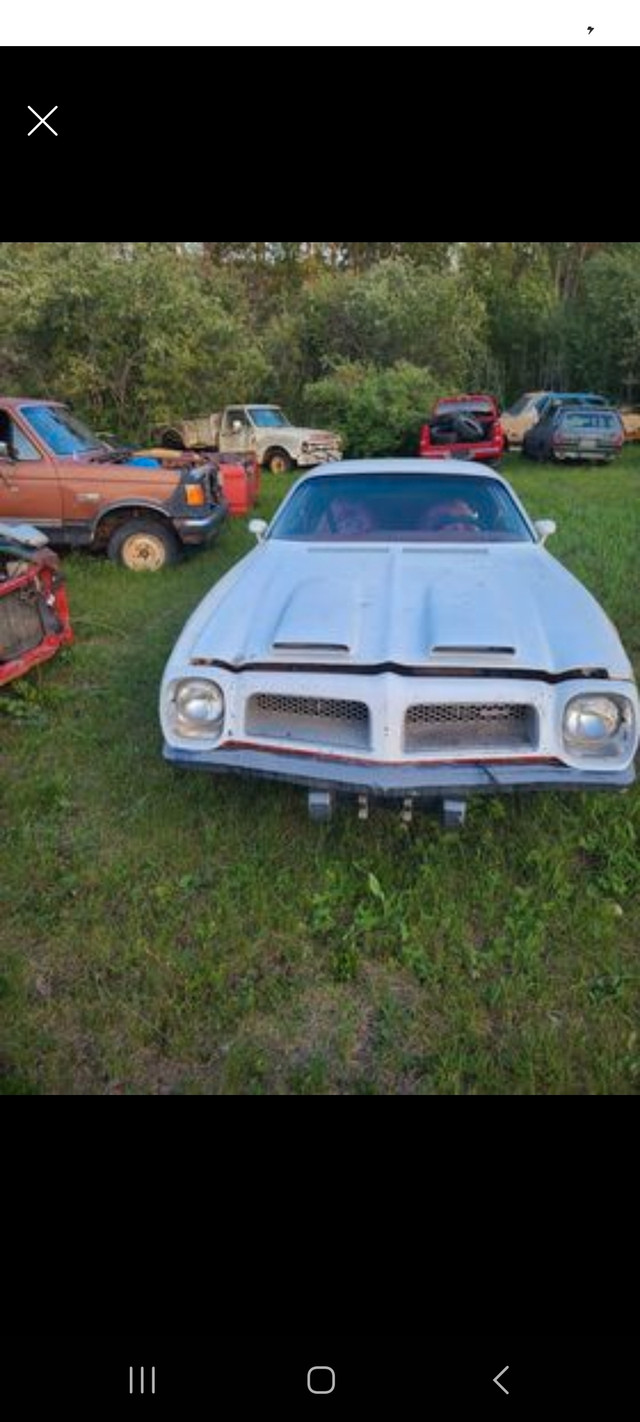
297,450,343,467
554,449,617,462
163,743,635,799
173,502,227,546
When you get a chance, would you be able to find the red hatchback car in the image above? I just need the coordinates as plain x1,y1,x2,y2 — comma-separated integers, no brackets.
419,394,505,466
0,522,73,689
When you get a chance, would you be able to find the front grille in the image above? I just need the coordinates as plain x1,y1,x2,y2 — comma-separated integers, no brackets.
246,693,370,749
405,702,536,752
203,465,222,502
0,585,45,662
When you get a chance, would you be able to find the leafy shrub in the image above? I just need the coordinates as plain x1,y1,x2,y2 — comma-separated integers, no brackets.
304,360,442,457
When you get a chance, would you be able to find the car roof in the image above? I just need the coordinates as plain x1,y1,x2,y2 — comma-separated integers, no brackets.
557,405,620,416
544,391,605,401
0,396,64,408
303,458,510,482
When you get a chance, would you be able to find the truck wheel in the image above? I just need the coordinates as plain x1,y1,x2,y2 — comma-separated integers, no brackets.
107,519,180,571
266,449,293,475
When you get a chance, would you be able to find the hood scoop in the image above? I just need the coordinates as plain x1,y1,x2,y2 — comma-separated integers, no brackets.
271,577,356,656
273,640,350,653
432,644,516,655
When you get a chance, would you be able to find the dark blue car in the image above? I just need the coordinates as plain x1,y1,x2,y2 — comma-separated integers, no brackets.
523,404,624,463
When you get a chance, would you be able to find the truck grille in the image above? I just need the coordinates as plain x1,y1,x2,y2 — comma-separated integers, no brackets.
246,693,370,749
0,586,45,661
201,462,222,502
405,702,536,752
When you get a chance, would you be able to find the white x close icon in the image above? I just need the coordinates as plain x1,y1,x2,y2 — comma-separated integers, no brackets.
28,105,58,136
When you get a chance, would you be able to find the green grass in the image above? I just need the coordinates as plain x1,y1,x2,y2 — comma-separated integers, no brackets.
1,451,640,1094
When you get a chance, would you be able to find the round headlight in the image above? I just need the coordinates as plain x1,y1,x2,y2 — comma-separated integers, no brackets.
174,679,224,734
564,696,622,746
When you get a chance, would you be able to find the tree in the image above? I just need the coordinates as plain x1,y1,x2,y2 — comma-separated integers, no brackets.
0,243,267,439
265,257,487,405
562,249,640,397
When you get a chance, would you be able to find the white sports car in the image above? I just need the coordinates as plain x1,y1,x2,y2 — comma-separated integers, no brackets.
160,460,638,824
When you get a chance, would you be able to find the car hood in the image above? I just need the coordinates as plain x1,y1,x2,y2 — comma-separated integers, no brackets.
285,428,341,445
171,542,633,679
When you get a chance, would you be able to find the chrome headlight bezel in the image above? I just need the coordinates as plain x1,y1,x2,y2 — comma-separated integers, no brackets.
563,694,635,758
170,678,225,739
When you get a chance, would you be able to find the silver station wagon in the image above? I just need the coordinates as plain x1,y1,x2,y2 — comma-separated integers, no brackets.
160,460,638,824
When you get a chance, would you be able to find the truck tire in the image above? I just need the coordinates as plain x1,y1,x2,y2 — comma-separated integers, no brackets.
429,419,455,446
107,519,180,571
151,426,186,451
265,448,293,475
452,415,484,441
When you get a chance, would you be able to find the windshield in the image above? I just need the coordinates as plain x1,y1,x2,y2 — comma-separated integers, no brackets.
506,394,537,416
561,411,621,430
21,405,109,456
270,474,533,544
248,408,291,429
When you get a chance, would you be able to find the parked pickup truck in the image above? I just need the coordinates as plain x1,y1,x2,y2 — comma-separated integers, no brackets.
152,404,343,475
0,397,228,571
419,394,505,466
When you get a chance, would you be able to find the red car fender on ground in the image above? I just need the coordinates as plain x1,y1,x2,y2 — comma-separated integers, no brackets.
0,544,73,688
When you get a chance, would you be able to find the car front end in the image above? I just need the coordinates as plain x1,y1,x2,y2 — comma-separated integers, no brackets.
162,667,637,825
297,431,344,467
1,523,73,687
168,463,229,545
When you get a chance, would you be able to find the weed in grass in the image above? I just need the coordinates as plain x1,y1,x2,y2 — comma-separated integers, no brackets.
587,974,629,1005
287,1053,329,1095
222,1041,270,1095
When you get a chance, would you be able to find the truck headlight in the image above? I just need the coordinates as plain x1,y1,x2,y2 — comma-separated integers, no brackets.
563,695,634,756
172,678,225,737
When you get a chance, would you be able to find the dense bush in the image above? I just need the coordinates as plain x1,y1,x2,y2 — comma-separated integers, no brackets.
304,361,442,457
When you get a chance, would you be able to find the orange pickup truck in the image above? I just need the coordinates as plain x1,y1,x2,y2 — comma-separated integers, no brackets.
0,397,228,571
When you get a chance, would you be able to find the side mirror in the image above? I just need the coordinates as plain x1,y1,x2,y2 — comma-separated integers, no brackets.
248,518,268,542
534,519,556,544
0,440,12,460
